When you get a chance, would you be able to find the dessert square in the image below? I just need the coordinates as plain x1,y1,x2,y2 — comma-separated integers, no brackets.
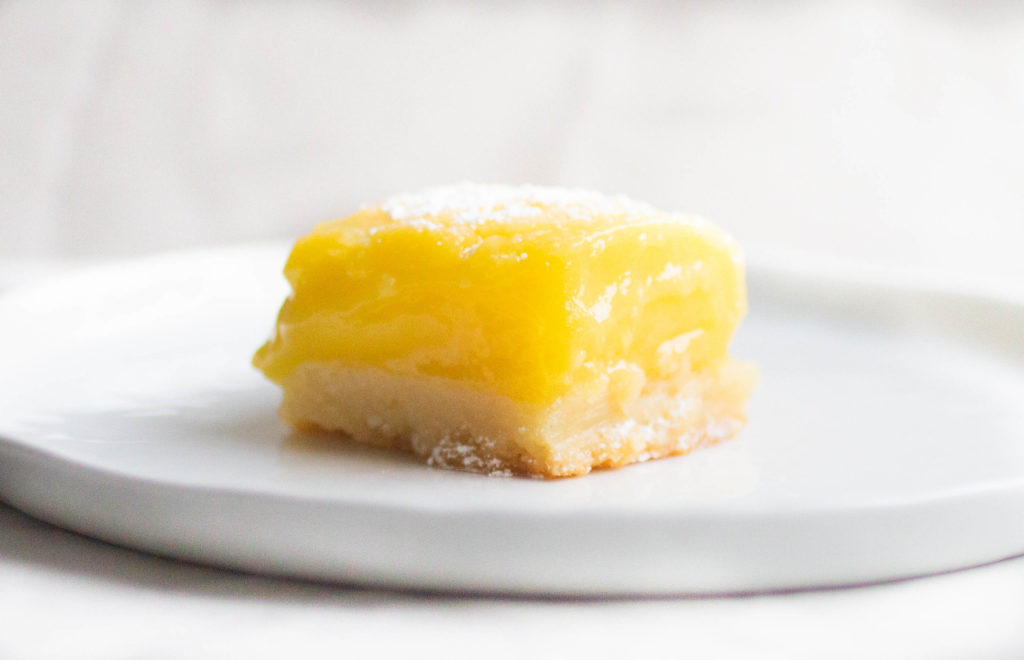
254,183,755,477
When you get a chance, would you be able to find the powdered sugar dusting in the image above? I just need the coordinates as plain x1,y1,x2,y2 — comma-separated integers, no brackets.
381,182,657,226
590,282,618,323
426,432,515,477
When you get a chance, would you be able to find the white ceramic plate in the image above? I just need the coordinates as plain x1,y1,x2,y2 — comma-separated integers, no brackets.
0,243,1022,595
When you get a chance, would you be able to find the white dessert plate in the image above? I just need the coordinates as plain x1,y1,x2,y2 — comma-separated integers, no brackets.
0,243,1022,596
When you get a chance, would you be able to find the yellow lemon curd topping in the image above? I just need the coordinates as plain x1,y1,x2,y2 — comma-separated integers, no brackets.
254,185,745,406
254,184,753,477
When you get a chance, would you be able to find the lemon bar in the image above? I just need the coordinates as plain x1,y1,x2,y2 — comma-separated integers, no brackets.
254,183,755,477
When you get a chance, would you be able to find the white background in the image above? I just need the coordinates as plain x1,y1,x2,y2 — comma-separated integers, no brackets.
1,1,1023,658
3,1,1024,278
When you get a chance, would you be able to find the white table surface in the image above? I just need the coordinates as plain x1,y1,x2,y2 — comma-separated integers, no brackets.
0,494,1022,660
